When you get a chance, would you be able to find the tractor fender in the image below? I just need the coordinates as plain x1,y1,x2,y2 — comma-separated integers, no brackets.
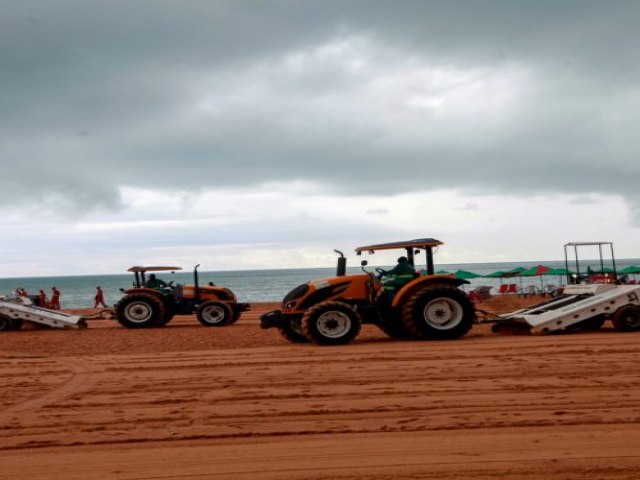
391,276,469,308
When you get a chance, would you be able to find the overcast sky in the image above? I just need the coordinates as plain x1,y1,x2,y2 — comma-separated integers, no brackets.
1,0,639,277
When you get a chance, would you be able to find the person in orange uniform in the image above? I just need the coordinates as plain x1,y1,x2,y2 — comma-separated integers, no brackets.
38,289,49,308
50,287,61,310
94,286,107,308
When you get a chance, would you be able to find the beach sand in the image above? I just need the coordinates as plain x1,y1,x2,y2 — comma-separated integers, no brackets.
1,297,640,479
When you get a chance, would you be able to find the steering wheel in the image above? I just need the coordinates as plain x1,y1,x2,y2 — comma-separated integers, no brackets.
375,267,389,278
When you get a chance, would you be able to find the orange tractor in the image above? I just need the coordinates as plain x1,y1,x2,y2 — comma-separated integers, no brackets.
115,265,249,328
260,238,476,345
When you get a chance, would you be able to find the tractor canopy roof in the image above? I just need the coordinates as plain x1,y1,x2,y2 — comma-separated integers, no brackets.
564,241,613,247
355,238,443,254
127,266,183,273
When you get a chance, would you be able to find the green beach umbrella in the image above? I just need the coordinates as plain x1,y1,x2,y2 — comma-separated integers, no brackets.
589,266,616,274
547,267,574,284
547,267,574,276
519,265,551,277
519,264,551,288
453,269,483,280
619,266,640,274
484,267,526,284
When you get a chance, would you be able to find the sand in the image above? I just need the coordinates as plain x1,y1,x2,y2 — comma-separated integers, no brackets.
1,297,640,479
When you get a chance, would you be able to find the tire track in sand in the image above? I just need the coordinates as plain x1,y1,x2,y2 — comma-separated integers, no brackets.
0,358,101,419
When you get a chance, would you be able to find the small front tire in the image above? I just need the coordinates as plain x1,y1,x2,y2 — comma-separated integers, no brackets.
279,316,309,343
302,301,361,345
196,301,233,327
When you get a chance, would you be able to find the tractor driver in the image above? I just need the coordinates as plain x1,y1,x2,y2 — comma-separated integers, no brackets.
146,273,169,289
382,256,416,293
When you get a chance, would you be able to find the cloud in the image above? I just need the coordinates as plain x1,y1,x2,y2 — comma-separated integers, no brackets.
1,1,640,275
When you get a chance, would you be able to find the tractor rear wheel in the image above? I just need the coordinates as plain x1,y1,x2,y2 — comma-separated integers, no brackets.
377,315,414,340
115,293,166,329
402,287,474,340
279,316,309,343
196,301,232,327
302,301,361,345
612,306,640,331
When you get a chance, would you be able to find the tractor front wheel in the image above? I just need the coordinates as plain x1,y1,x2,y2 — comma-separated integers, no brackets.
612,306,640,331
302,301,361,345
230,309,242,324
196,301,232,327
115,294,166,329
402,287,474,340
279,316,309,343
156,311,175,327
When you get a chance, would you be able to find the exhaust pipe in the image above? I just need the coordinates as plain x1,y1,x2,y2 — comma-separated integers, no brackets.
194,264,201,301
334,249,347,276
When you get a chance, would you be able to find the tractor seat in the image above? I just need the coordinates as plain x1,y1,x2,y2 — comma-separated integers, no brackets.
172,284,184,300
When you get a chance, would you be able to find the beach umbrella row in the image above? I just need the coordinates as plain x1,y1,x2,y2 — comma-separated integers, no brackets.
436,264,640,282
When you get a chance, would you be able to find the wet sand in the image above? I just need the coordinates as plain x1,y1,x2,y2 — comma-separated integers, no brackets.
1,298,640,479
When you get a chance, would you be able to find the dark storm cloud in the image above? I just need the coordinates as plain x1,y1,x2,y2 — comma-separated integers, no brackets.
1,1,639,214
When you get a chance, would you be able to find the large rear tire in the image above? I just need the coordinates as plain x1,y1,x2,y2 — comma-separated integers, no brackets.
196,301,232,327
612,306,640,331
302,301,361,345
115,293,166,329
377,315,414,340
402,287,475,340
279,316,309,343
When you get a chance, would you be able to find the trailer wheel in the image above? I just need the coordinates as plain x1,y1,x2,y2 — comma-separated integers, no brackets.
302,301,361,345
612,306,640,331
115,293,166,328
0,314,17,331
196,301,232,327
402,287,475,340
279,316,309,343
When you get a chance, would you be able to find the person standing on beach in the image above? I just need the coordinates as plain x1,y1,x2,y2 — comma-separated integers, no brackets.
94,286,107,308
17,287,28,297
38,289,49,308
50,287,61,310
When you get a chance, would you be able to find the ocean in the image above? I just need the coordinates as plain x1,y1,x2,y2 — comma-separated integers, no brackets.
2,259,639,309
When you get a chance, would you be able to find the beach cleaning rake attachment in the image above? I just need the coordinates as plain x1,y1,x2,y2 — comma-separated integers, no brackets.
490,283,640,334
0,296,87,331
